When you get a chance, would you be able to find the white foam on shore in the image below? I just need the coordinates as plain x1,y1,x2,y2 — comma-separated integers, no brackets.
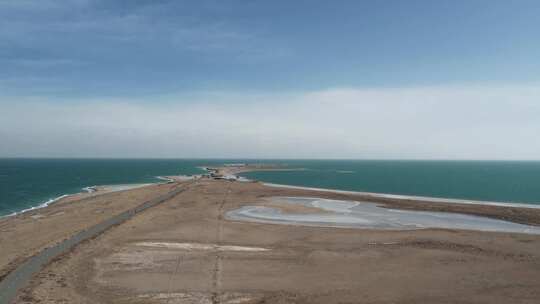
1,182,158,219
19,194,70,214
156,176,175,182
4,194,71,218
2,171,187,219
237,176,252,182
263,183,540,210
82,186,97,193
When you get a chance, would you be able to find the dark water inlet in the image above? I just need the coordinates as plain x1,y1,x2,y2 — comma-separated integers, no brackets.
0,183,189,304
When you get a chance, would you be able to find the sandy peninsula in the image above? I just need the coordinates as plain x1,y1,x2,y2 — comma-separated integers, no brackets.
1,166,540,303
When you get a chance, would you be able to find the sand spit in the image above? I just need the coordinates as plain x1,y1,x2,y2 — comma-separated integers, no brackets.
201,163,302,182
3,179,540,303
135,242,270,252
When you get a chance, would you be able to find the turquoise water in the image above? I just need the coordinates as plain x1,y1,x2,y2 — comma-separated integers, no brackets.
1,159,540,217
241,160,540,205
0,159,209,216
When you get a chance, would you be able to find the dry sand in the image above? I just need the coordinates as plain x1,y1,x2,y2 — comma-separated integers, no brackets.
2,178,540,303
0,183,176,281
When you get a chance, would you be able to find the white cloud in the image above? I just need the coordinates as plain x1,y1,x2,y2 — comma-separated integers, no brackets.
1,84,539,159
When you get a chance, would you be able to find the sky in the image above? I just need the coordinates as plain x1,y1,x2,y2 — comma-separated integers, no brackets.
1,0,540,159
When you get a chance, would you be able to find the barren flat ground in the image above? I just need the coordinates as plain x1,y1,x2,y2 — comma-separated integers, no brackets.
2,179,540,303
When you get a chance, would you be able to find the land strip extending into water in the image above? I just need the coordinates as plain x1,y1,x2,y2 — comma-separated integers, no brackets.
1,165,539,303
0,182,193,303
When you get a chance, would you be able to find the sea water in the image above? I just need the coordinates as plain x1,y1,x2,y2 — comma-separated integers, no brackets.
0,159,207,216
240,160,540,205
2,159,540,216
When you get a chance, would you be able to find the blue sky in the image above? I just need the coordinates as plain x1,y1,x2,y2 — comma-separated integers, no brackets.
2,0,540,97
1,0,540,159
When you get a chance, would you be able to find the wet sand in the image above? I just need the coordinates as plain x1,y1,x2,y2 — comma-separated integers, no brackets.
2,178,540,303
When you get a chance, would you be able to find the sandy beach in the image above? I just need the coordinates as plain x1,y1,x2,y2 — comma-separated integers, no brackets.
1,169,540,303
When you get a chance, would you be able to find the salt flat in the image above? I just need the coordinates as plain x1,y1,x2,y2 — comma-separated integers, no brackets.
227,197,540,234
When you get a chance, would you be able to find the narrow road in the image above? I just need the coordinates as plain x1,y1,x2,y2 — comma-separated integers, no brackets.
0,182,193,304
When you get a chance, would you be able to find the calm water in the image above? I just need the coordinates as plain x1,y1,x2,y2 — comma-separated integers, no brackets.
241,160,540,205
1,159,540,216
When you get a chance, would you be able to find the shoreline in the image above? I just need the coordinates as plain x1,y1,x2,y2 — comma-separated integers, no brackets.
5,161,540,219
263,182,540,209
4,162,540,221
4,194,71,218
0,182,182,287
1,181,160,219
3,178,538,303
206,163,540,209
0,182,192,303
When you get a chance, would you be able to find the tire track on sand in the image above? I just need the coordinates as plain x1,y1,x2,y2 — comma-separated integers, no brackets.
211,185,231,304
